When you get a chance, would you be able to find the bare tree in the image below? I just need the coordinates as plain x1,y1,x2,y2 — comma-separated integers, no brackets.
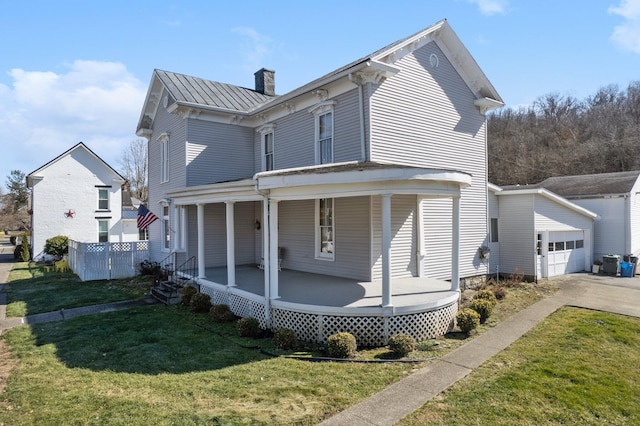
119,139,148,204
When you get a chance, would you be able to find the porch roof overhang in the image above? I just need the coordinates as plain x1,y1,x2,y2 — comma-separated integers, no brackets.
165,162,471,205
256,161,472,201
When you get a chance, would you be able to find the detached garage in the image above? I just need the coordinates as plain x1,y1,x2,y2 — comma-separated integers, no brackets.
488,184,598,280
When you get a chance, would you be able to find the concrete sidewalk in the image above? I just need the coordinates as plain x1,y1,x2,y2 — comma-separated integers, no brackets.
320,275,640,426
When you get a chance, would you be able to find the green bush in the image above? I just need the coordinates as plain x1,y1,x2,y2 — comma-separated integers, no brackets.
209,304,236,323
44,235,69,257
469,299,494,323
190,292,212,314
273,328,298,350
180,286,198,306
327,332,357,358
456,308,480,334
473,289,498,305
388,333,416,357
19,234,30,261
237,317,262,338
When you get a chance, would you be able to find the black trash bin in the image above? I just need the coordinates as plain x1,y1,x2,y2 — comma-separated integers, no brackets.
602,255,620,276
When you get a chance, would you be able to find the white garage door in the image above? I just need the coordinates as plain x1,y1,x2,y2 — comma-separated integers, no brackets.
546,231,586,277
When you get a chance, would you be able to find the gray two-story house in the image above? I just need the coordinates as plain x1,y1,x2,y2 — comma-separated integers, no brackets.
136,19,503,346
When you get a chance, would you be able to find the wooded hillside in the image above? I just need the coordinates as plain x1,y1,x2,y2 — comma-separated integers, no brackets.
488,82,640,186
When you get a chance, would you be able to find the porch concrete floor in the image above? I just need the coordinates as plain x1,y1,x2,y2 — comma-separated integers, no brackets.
201,265,457,308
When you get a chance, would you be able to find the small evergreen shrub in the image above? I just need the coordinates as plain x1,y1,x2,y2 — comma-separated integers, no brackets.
44,235,69,257
273,328,298,350
327,332,357,358
473,289,498,305
388,333,416,357
209,304,236,323
190,292,212,314
469,298,494,323
456,308,480,334
237,317,262,338
180,286,198,306
9,236,16,245
20,234,30,261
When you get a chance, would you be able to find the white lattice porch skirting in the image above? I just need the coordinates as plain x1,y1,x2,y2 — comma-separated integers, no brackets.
199,281,458,347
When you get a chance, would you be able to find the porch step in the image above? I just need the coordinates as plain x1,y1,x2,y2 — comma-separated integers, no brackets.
151,280,184,305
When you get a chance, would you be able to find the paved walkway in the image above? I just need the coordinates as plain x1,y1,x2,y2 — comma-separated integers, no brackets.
320,274,640,426
1,234,639,425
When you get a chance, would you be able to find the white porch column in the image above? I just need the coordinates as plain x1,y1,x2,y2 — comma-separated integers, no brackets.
269,199,280,300
197,203,206,279
451,196,461,292
381,194,392,307
262,198,271,322
226,201,236,287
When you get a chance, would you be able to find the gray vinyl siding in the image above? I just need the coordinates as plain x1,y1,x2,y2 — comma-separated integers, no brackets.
422,198,453,280
630,180,640,256
496,195,536,277
186,119,254,186
253,89,362,173
371,195,417,281
147,93,186,261
572,197,626,260
278,197,370,280
185,202,257,268
369,41,488,279
487,190,500,275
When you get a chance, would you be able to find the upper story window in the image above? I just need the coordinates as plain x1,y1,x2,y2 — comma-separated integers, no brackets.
257,124,276,172
158,132,170,183
97,188,109,211
310,100,336,165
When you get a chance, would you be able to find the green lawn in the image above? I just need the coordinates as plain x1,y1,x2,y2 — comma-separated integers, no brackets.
5,262,153,317
400,307,640,425
0,305,413,425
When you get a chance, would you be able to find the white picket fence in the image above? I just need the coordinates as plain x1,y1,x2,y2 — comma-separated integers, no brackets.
68,240,149,281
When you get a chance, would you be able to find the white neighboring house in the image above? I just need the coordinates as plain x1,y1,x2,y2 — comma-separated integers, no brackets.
489,183,598,280
26,142,129,258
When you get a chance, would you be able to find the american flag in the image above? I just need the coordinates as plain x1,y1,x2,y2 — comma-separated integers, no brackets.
137,204,159,230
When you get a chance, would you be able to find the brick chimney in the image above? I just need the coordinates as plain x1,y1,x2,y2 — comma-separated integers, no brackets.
254,68,275,96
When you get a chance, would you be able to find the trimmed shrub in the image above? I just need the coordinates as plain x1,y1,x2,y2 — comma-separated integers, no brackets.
456,308,480,334
44,235,69,257
190,292,212,314
473,289,498,304
209,304,236,323
469,298,494,323
19,235,30,262
14,244,23,260
9,236,16,245
273,328,298,350
180,286,198,306
327,332,357,358
237,317,262,338
388,333,416,357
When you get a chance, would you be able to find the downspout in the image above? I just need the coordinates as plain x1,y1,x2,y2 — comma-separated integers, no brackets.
625,194,631,255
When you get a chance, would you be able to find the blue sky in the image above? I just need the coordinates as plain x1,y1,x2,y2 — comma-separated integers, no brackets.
1,0,638,188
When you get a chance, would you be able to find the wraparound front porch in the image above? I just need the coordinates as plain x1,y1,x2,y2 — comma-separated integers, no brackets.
195,265,459,346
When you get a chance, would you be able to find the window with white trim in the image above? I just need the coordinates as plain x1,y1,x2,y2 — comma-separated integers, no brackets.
264,132,274,171
159,132,170,183
98,220,109,243
490,218,499,243
310,101,336,165
316,198,334,260
97,188,109,210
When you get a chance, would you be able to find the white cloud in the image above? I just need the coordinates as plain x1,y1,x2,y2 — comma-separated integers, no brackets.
231,27,273,73
0,60,146,178
609,0,640,53
468,0,509,16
